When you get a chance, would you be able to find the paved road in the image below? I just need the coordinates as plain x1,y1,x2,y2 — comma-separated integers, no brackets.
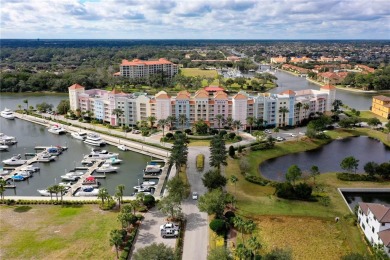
182,146,210,260
132,207,177,254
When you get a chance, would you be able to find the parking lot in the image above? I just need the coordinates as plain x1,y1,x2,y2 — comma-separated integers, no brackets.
132,207,177,254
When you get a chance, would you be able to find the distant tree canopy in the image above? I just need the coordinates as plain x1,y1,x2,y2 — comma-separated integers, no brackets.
342,66,390,90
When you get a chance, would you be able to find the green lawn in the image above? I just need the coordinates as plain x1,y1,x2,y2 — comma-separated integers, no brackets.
358,110,387,121
225,128,390,257
0,205,119,259
181,68,218,78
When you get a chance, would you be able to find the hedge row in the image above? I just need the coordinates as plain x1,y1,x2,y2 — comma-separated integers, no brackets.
120,227,139,260
245,175,270,186
0,199,100,205
336,172,377,181
174,219,187,260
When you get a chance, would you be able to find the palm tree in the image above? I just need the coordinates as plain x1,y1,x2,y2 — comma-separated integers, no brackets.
178,114,188,131
278,107,289,127
332,99,343,113
147,116,156,130
112,108,124,126
115,185,125,208
303,103,310,120
235,243,251,260
254,117,264,130
52,184,60,202
232,120,242,134
233,216,246,241
215,114,225,130
23,99,28,110
109,229,123,259
157,119,168,137
166,115,176,130
226,116,233,129
47,185,56,201
273,127,280,137
0,179,6,200
57,185,67,203
17,104,22,111
246,116,254,133
97,187,109,205
295,102,302,125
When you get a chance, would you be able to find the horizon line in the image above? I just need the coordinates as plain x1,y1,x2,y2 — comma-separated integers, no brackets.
1,38,390,41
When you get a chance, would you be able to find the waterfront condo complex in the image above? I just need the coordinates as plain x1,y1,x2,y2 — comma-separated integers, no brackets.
69,84,336,129
116,58,178,78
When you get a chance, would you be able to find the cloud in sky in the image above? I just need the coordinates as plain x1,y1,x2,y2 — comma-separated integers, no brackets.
1,0,389,39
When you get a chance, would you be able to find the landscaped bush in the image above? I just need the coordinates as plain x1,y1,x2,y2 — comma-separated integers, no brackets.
275,182,313,200
184,129,192,134
245,175,269,186
196,154,205,171
119,227,138,260
143,195,156,208
209,218,227,236
234,136,242,141
165,132,174,139
228,132,236,140
209,129,219,135
336,173,376,181
224,211,235,224
219,130,227,137
250,142,274,151
294,183,313,200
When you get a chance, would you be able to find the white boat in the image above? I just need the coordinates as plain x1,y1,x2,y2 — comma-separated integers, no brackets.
58,182,73,188
0,108,15,119
0,144,9,151
20,165,40,172
96,163,118,173
105,158,123,165
84,149,118,159
71,132,88,140
48,125,67,135
37,152,56,162
84,133,105,146
37,188,68,197
2,154,27,165
141,181,156,186
0,168,9,176
117,144,129,151
133,185,155,192
60,173,81,181
74,186,100,197
16,170,32,178
144,164,162,174
0,133,17,145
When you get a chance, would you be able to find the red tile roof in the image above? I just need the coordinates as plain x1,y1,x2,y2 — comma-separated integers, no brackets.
321,85,336,90
110,89,121,94
204,86,225,92
68,83,84,90
280,90,296,96
374,95,390,102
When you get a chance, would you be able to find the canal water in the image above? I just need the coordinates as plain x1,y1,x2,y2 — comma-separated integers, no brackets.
259,136,390,181
0,117,151,196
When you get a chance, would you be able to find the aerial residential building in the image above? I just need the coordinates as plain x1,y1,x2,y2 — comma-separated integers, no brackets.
372,95,390,119
358,202,390,257
290,56,314,64
69,84,335,128
119,58,178,78
270,56,287,64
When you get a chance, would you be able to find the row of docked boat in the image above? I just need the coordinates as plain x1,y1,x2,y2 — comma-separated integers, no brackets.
0,133,17,151
71,132,106,146
5,165,40,182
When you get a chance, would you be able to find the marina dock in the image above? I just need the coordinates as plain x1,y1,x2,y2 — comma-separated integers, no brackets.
65,160,104,197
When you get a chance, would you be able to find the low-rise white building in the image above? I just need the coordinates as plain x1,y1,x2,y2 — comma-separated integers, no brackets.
358,202,390,257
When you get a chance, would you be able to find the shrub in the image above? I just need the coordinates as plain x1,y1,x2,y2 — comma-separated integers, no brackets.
237,146,243,153
234,136,242,141
228,145,235,158
336,173,376,181
294,183,312,199
196,154,205,171
184,129,192,134
175,130,182,135
209,218,227,235
165,132,174,139
143,195,156,208
228,132,236,140
275,182,295,199
224,211,235,223
245,175,269,186
209,129,219,135
136,214,144,221
219,130,227,137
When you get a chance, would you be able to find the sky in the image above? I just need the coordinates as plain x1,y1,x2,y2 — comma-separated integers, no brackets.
1,0,390,39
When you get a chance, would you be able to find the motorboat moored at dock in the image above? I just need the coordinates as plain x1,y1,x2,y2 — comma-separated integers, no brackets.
84,148,118,159
0,133,17,145
74,186,100,196
105,158,123,165
117,145,129,151
48,125,67,135
0,144,9,151
84,133,105,146
95,163,118,173
2,154,27,166
71,132,88,140
143,164,162,174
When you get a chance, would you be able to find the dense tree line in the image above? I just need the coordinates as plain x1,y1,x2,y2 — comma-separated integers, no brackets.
342,65,390,90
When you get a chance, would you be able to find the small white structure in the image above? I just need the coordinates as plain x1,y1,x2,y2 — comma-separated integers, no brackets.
358,202,390,257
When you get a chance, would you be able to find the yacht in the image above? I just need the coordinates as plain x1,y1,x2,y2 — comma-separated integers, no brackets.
105,158,123,165
48,125,67,135
84,149,118,159
2,154,27,165
96,163,118,173
117,144,129,151
0,108,15,119
74,186,100,196
141,181,156,186
20,165,40,173
0,133,17,145
11,175,25,181
36,152,56,162
60,172,82,181
16,170,32,178
133,185,155,192
46,147,63,156
144,164,162,174
84,133,105,146
71,132,88,140
0,168,10,176
0,144,9,151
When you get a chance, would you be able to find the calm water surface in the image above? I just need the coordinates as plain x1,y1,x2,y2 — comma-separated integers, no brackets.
0,118,151,196
260,136,390,181
342,192,390,210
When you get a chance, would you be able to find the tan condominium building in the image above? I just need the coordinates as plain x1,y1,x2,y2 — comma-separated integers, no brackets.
119,58,178,78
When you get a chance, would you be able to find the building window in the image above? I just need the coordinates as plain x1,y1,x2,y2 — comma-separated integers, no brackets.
372,227,375,233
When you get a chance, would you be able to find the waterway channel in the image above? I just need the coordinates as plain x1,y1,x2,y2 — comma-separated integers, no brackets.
0,117,151,196
259,136,390,181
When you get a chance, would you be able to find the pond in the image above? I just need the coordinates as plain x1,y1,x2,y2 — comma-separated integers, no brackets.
342,191,390,211
259,136,390,181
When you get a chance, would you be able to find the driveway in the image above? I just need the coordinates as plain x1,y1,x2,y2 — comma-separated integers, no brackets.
182,146,210,260
132,207,176,254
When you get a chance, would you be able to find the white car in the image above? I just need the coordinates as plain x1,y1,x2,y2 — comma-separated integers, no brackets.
264,129,272,134
276,136,285,141
160,223,180,231
192,192,198,200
